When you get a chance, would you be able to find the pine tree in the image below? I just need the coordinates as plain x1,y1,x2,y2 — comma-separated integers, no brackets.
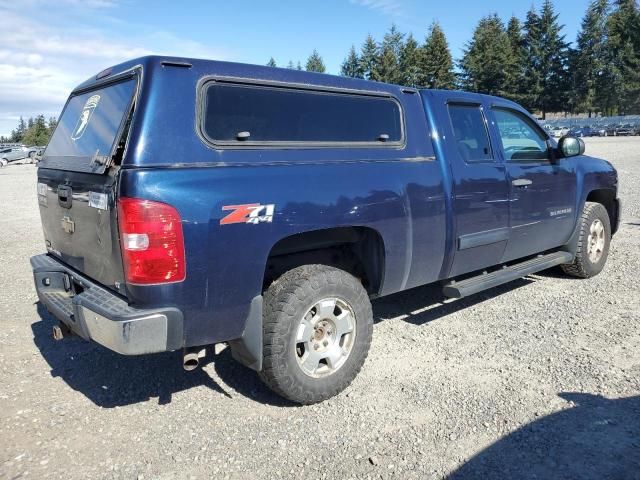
383,23,405,59
11,117,26,143
22,115,50,146
341,45,363,78
504,16,526,101
459,14,512,95
521,6,543,112
296,61,302,71
606,0,640,114
359,34,379,80
286,60,295,69
373,44,400,83
266,57,277,67
538,0,571,117
48,116,58,136
305,49,326,73
418,22,456,89
520,1,570,117
399,34,420,86
571,0,609,116
372,24,405,84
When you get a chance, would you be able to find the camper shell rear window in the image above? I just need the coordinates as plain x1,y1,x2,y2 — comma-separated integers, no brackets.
200,81,404,147
42,76,137,173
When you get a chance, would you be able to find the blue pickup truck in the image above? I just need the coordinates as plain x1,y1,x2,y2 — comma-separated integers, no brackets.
31,56,621,404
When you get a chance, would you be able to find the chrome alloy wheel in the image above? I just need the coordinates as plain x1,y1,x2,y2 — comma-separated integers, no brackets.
295,298,356,378
587,219,606,263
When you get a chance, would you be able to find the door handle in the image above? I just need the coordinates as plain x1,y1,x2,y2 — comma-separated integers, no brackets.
512,179,533,187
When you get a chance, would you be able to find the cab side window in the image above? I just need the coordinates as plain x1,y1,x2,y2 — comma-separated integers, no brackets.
448,104,493,163
493,108,550,161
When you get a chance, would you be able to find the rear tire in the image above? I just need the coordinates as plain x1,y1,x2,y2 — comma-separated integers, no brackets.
562,202,611,278
259,264,373,404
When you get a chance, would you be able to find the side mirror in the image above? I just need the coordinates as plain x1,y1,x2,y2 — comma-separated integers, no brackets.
558,136,585,158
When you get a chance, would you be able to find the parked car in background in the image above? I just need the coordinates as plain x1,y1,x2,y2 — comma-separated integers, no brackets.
591,125,608,137
569,126,597,137
550,126,570,138
0,145,38,166
615,124,635,136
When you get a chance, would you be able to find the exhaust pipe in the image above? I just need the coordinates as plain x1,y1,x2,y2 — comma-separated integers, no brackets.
183,347,205,371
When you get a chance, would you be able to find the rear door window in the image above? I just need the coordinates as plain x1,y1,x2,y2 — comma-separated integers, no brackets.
447,104,493,163
201,82,403,146
42,77,137,173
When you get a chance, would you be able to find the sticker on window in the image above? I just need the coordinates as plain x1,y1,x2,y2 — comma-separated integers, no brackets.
71,94,100,141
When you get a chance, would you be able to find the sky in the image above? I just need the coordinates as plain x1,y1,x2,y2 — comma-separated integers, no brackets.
0,0,591,139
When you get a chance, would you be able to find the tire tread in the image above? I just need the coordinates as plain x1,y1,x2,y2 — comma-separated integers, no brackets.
561,201,610,278
259,264,372,404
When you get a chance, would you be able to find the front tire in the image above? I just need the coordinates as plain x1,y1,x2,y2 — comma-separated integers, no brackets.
562,202,611,278
259,265,373,404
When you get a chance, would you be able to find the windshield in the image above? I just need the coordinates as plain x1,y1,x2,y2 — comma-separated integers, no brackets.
42,77,136,173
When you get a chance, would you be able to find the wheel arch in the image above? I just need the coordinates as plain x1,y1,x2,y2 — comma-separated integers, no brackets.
585,188,619,235
263,226,386,297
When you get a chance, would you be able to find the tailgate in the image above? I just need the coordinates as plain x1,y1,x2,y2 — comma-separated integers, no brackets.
36,76,137,293
37,168,125,292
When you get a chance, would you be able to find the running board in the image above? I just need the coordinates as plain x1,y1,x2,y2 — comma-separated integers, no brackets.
442,251,574,299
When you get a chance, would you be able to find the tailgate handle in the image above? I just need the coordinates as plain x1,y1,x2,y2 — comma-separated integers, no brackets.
58,185,73,209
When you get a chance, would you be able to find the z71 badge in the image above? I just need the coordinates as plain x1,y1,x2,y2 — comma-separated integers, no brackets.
220,203,275,225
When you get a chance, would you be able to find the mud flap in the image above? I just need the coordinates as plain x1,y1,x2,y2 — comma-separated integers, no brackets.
229,295,263,371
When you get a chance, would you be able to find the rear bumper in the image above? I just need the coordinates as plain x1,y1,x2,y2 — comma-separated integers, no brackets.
31,254,183,355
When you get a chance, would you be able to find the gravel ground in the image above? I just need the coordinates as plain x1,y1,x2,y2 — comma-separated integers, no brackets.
1,136,639,480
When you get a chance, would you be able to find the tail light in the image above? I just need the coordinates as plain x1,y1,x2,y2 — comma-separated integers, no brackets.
117,197,186,285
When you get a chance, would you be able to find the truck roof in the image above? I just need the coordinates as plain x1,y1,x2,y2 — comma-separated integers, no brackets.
74,55,520,108
74,55,411,96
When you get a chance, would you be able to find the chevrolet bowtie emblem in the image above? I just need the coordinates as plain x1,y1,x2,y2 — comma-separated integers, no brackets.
61,216,75,234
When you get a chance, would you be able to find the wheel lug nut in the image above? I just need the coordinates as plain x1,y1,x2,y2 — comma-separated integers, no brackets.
323,340,328,346
313,344,319,350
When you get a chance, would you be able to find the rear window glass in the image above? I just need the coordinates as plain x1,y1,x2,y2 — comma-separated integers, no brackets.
43,78,136,172
448,104,493,163
201,82,403,145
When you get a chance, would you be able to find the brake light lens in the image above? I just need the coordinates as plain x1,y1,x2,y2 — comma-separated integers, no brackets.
118,197,186,284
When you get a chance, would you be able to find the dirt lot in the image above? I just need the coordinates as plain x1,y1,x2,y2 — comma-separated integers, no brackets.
1,137,639,480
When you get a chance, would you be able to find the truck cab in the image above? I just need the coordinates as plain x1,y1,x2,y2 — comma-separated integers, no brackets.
31,56,620,404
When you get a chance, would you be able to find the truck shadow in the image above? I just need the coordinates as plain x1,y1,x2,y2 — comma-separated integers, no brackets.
448,393,640,480
32,303,232,407
372,277,534,326
33,303,295,407
32,277,535,408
